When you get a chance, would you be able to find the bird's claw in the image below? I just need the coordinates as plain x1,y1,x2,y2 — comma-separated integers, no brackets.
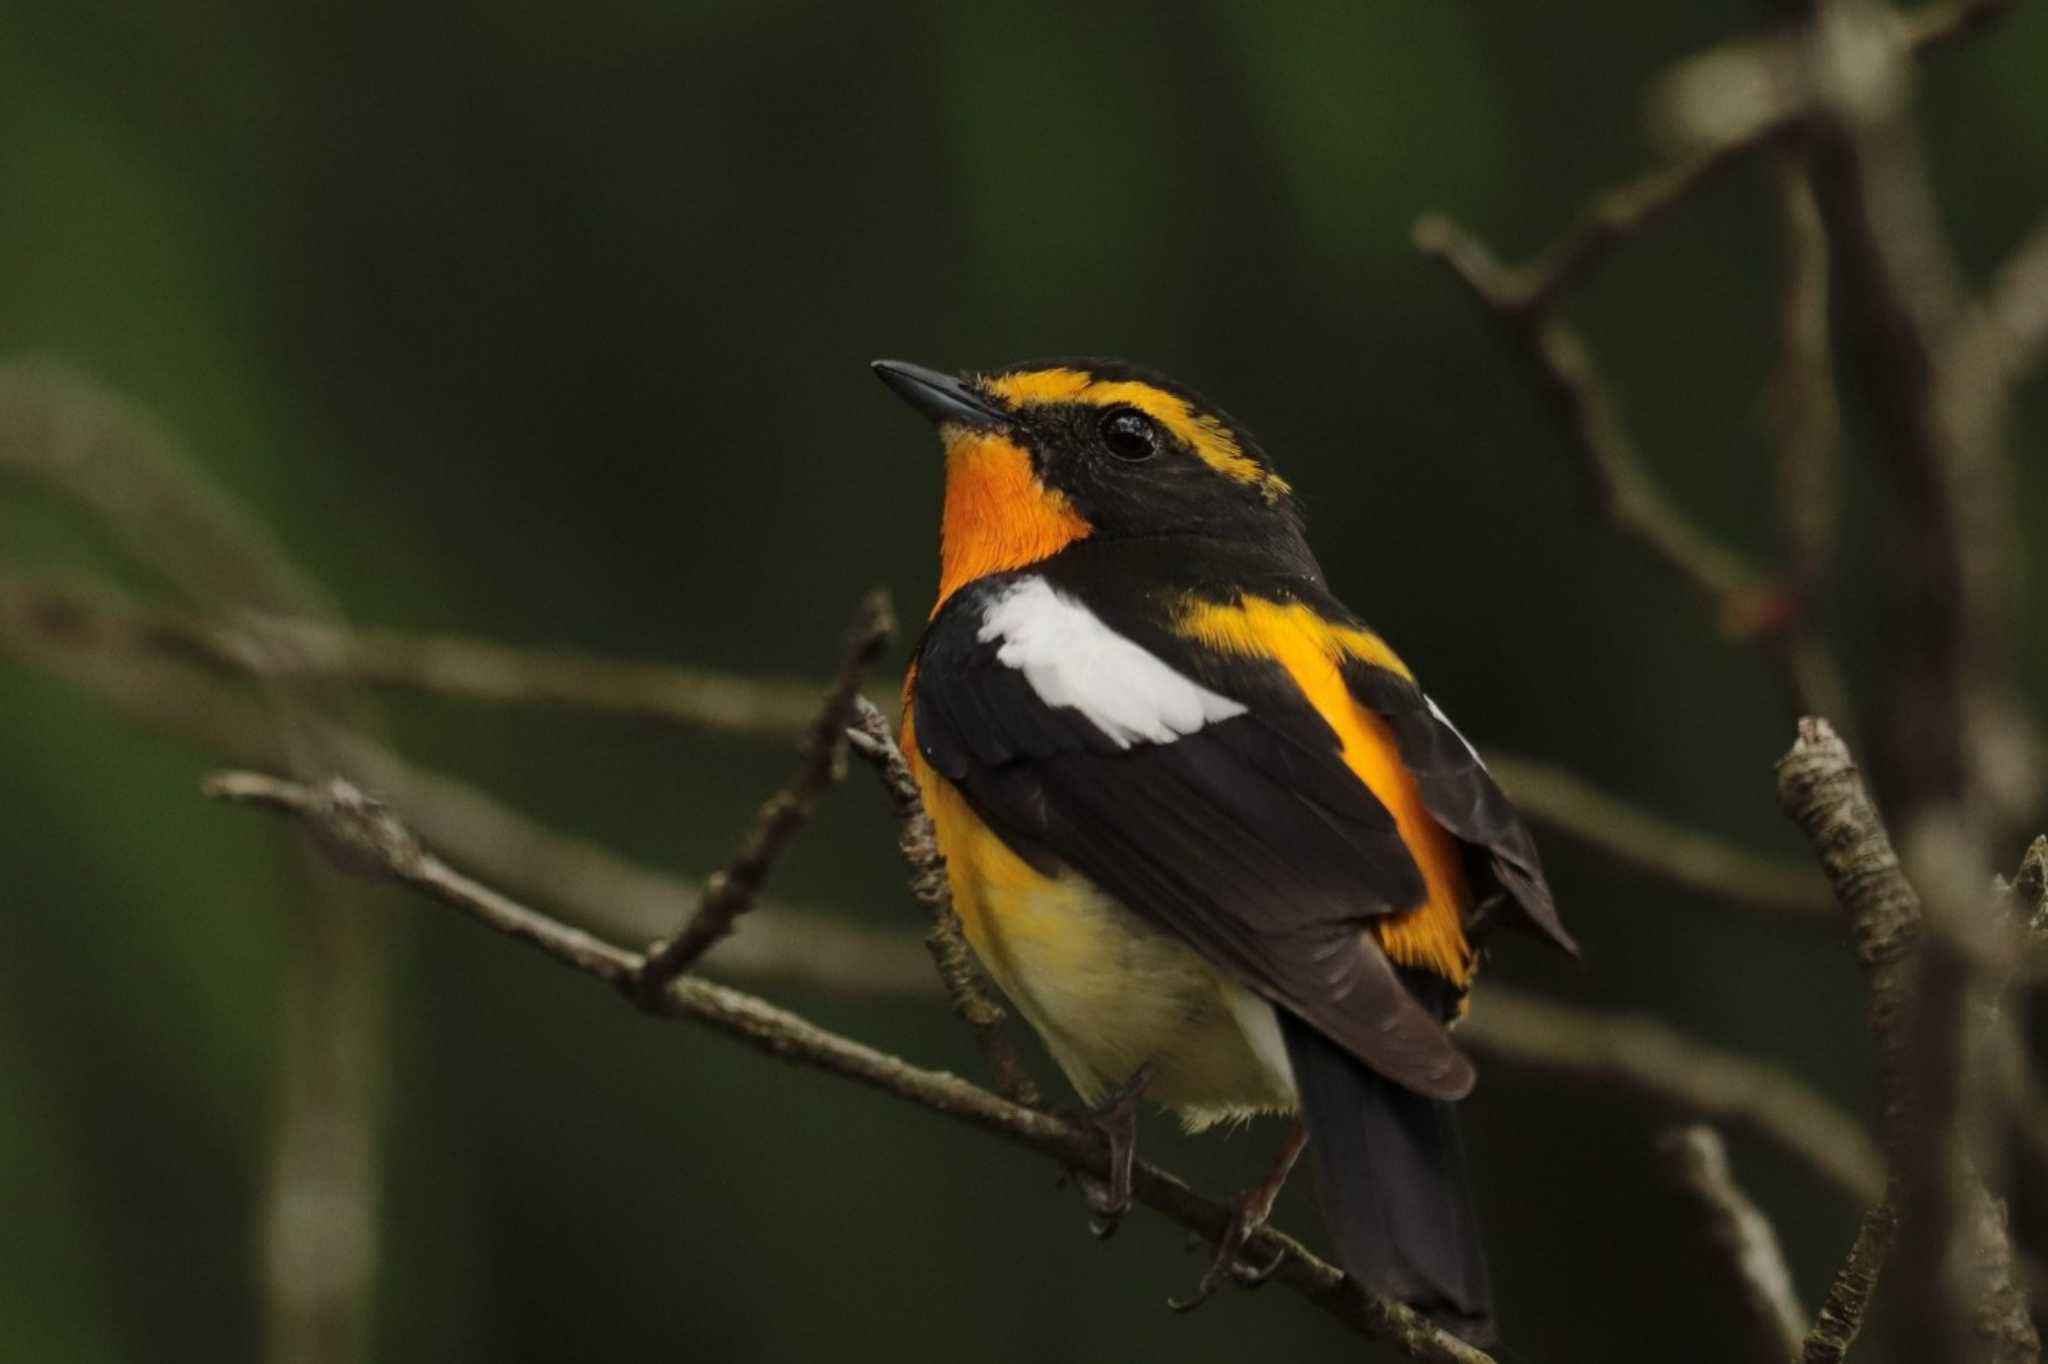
1077,1171,1127,1238
1165,1121,1307,1314
1230,1242,1288,1288
1074,1060,1157,1238
1166,1221,1277,1313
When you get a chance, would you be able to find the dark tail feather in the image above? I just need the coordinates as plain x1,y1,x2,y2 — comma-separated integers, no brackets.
1279,1010,1496,1345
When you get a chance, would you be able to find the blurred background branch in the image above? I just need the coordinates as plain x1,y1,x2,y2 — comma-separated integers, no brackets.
631,592,894,1001
1410,3,2047,1352
0,575,1831,915
0,360,391,1364
1658,1124,1808,1363
0,560,1879,1189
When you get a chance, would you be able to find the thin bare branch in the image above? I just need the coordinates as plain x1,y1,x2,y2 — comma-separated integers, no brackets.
634,592,895,998
1765,149,1862,733
4,576,1835,919
1651,0,2014,155
203,771,1496,1364
1402,0,2008,326
1927,211,2048,804
0,577,833,735
2008,835,2048,949
1770,152,1844,605
1410,0,2022,733
9,577,1893,1197
0,587,933,995
1899,0,2018,55
1468,135,1779,318
1988,216,2048,378
1966,1180,2045,1364
1485,755,1828,914
1944,217,2048,440
1777,718,1925,1357
1658,1125,1807,1362
7,576,1893,1192
846,696,1043,1105
1407,0,2004,326
1410,217,1841,719
1406,217,1749,610
206,773,651,974
1803,1196,1898,1364
1797,0,2038,824
0,360,332,619
1777,720,2043,1362
0,358,389,1364
331,722,934,996
1963,838,2048,1364
1463,987,1883,1204
1777,720,1925,1111
1798,7,2041,1353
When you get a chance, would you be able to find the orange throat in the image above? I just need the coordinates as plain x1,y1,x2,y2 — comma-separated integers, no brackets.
933,432,1090,610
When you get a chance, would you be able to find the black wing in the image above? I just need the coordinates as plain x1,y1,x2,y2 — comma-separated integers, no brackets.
1342,659,1578,957
913,574,1475,1100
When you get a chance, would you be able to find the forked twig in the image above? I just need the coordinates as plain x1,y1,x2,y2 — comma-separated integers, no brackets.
633,593,894,1000
204,771,1497,1364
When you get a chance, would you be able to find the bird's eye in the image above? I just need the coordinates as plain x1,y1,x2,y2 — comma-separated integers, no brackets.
1098,407,1160,462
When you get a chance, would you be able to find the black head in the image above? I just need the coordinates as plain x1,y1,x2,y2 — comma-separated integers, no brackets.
873,357,1306,556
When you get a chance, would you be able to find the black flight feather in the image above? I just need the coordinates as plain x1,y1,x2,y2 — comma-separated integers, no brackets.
1279,1006,1497,1344
1341,659,1579,957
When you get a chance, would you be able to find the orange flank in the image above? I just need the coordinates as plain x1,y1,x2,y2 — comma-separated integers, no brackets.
899,698,1046,976
905,739,1024,965
933,431,1091,611
1177,596,1474,985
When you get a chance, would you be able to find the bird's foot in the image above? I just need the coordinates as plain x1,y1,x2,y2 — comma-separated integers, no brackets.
1167,1120,1310,1313
1072,1059,1158,1239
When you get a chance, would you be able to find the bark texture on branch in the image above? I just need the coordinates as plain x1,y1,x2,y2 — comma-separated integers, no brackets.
1778,719,2043,1364
846,696,1043,1106
1776,719,1924,1106
1802,1198,1899,1364
203,770,1497,1364
1777,718,1923,1362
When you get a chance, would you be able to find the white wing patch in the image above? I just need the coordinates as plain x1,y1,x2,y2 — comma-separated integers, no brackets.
1426,693,1487,770
976,576,1246,748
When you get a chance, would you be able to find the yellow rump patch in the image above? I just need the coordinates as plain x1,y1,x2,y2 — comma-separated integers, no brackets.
1177,596,1473,985
984,368,1291,501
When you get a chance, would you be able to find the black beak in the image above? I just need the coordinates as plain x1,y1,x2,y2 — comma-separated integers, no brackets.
871,359,1009,430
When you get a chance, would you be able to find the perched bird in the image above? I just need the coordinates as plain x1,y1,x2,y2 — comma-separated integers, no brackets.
873,358,1576,1343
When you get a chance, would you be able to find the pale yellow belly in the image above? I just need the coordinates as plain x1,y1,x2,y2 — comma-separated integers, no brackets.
925,813,1292,1128
909,747,1299,1125
970,870,1297,1128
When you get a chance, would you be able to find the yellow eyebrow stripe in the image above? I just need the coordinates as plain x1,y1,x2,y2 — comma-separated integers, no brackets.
984,368,1291,498
982,367,1093,406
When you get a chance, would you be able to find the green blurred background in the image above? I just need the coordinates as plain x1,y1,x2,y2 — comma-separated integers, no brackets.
4,3,2045,1361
